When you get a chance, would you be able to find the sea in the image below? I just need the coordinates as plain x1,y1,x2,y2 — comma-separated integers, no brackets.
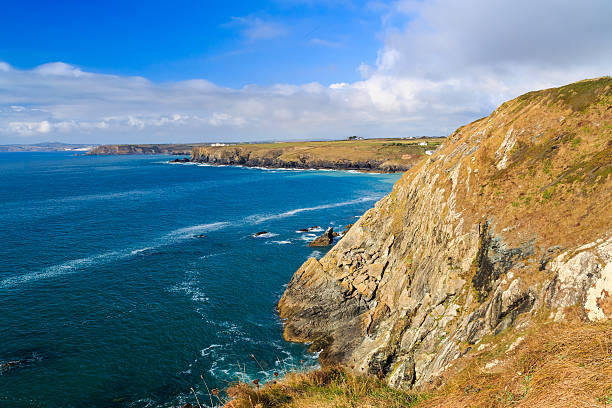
0,152,400,408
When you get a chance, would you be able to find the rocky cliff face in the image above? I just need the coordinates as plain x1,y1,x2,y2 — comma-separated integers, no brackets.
278,78,612,389
87,144,194,155
191,147,412,172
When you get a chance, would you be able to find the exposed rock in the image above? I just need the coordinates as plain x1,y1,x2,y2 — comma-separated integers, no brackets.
279,78,612,390
298,226,321,232
87,144,195,155
341,223,354,235
170,157,190,163
308,228,335,247
253,231,269,237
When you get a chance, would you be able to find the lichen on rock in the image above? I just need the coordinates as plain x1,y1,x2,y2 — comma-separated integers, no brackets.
278,77,612,390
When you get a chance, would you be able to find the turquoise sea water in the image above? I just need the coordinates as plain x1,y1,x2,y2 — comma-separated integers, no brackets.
0,152,400,408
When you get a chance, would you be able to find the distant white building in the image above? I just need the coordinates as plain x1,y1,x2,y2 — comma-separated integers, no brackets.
210,143,227,147
418,142,427,146
425,150,434,156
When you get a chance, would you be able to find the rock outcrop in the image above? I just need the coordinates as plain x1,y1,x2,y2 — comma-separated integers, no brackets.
192,149,408,172
309,228,335,247
190,139,443,173
278,78,612,390
87,144,197,155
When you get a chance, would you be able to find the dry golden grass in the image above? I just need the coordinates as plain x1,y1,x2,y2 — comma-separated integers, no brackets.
217,319,612,408
223,366,426,408
192,138,444,170
422,318,612,408
410,77,612,250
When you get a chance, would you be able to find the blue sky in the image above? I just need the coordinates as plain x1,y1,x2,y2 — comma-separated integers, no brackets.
0,0,610,144
0,0,382,87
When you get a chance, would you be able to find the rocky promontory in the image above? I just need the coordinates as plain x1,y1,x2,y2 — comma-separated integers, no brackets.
191,138,442,172
278,77,612,393
308,228,335,247
87,139,444,172
87,143,201,155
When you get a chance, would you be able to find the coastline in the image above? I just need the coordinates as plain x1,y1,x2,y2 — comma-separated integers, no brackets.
88,138,444,173
168,159,398,174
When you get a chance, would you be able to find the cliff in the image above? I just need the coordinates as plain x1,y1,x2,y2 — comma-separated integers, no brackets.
278,77,612,393
191,139,442,172
87,143,199,155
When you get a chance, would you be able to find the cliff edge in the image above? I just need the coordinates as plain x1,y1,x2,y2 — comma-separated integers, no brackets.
278,77,612,391
191,139,442,172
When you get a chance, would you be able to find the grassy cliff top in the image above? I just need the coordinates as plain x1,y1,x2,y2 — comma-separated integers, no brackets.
221,77,612,408
191,138,443,166
224,319,611,408
397,76,612,249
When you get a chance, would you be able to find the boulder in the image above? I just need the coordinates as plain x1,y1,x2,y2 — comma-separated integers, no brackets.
170,157,190,163
309,227,335,247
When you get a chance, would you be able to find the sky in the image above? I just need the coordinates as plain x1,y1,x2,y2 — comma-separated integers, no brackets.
0,0,611,144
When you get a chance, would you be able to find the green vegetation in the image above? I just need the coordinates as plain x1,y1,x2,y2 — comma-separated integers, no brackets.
209,320,612,408
225,367,428,408
191,137,444,172
515,76,612,112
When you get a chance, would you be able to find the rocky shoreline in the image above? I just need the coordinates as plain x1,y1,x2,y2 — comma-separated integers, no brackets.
277,77,612,391
89,138,445,173
188,152,412,173
190,156,410,173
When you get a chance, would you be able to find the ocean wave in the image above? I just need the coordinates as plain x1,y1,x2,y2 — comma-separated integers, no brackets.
252,232,278,238
309,250,323,259
1,195,378,289
167,222,231,238
246,196,379,224
198,252,227,259
0,224,230,290
200,344,223,357
299,233,318,241
169,277,209,303
0,250,125,289
0,189,162,217
270,240,291,245
130,247,154,256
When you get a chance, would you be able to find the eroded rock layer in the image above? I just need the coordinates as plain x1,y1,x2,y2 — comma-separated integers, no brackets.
278,78,612,389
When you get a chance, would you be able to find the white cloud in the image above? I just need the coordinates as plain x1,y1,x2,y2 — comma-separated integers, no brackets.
227,16,286,41
33,62,89,77
8,120,52,135
310,38,342,47
1,0,610,144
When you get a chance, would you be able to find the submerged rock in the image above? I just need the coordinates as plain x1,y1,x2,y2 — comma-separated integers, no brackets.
308,228,335,247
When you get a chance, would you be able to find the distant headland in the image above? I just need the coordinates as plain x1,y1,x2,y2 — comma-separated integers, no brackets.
87,137,445,173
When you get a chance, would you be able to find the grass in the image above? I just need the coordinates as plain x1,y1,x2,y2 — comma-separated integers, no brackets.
448,76,612,249
191,138,444,172
422,318,612,408
208,319,612,408
224,366,427,408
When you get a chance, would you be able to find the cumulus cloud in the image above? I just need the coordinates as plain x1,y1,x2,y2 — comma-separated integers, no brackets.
353,0,612,117
1,0,610,143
